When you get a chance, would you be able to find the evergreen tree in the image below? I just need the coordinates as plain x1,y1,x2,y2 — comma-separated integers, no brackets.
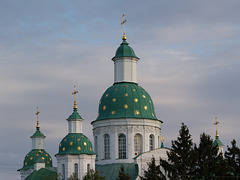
225,139,240,177
161,123,196,179
140,156,166,180
68,172,79,180
193,133,233,179
83,169,105,180
116,165,131,180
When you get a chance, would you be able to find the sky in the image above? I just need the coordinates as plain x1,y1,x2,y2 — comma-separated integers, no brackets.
0,0,240,179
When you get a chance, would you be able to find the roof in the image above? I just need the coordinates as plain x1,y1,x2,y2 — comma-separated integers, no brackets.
30,129,45,139
213,136,224,146
67,109,82,120
25,167,57,180
95,82,160,121
112,40,139,59
96,163,138,180
56,133,95,155
18,149,52,171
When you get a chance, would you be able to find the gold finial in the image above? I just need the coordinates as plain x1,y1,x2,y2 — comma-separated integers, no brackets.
160,137,165,143
39,141,41,153
72,85,78,110
121,14,127,40
36,106,40,129
214,117,219,137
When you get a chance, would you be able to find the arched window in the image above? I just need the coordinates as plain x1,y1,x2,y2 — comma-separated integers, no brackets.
149,134,154,151
95,136,98,160
87,164,90,172
134,134,142,155
104,134,110,159
74,163,78,178
118,133,126,159
62,164,65,180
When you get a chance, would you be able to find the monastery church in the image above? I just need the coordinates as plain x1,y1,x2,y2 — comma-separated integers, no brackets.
18,17,223,180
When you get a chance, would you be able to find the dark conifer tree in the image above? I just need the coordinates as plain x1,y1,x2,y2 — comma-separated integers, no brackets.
193,133,233,179
225,139,240,177
116,165,131,180
161,123,196,180
140,156,166,180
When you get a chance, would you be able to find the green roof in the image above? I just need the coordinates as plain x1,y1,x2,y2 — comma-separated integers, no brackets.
56,133,95,155
30,128,45,138
25,167,57,180
18,149,53,171
68,109,82,120
112,40,139,59
213,136,224,146
95,82,160,121
96,163,138,180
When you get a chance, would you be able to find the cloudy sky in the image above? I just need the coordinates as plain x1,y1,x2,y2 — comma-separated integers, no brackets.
0,0,240,179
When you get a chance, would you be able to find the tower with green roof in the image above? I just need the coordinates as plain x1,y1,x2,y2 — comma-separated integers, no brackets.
91,15,163,174
55,85,96,180
18,107,53,180
213,117,224,155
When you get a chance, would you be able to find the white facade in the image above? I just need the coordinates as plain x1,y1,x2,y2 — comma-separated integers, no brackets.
31,137,44,150
113,57,139,83
92,118,162,165
134,148,170,179
68,119,83,133
20,169,33,180
56,154,96,180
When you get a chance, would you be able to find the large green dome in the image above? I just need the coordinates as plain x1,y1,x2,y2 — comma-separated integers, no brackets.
18,149,52,170
57,133,94,155
112,40,139,59
96,82,159,121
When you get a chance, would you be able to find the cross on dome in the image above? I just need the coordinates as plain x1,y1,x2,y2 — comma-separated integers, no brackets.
36,106,40,129
214,117,219,137
72,85,79,110
121,14,127,40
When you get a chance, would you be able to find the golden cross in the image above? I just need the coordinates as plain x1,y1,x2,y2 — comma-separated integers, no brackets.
121,14,127,40
214,117,219,137
36,106,40,129
72,85,78,109
39,141,41,153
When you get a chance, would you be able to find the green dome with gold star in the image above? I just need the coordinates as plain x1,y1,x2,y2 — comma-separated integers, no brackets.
96,82,160,121
18,149,53,170
57,133,95,155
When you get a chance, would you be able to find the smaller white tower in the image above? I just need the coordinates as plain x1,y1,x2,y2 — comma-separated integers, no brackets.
55,85,96,180
18,107,53,180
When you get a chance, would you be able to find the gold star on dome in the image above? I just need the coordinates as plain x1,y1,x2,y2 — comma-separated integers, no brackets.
144,106,148,110
135,110,140,115
112,111,116,115
113,98,116,102
134,98,138,102
124,104,128,109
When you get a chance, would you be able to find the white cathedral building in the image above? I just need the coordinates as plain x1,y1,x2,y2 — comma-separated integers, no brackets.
18,20,223,180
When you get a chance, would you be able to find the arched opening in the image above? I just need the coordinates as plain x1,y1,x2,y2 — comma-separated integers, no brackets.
118,133,126,159
104,134,110,159
62,164,65,180
74,163,78,178
149,134,155,151
95,136,98,160
134,133,142,155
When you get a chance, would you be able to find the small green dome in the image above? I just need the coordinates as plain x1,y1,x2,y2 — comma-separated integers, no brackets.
112,40,139,59
30,129,45,138
18,149,52,170
96,82,159,121
213,136,224,146
57,133,94,155
67,109,82,120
